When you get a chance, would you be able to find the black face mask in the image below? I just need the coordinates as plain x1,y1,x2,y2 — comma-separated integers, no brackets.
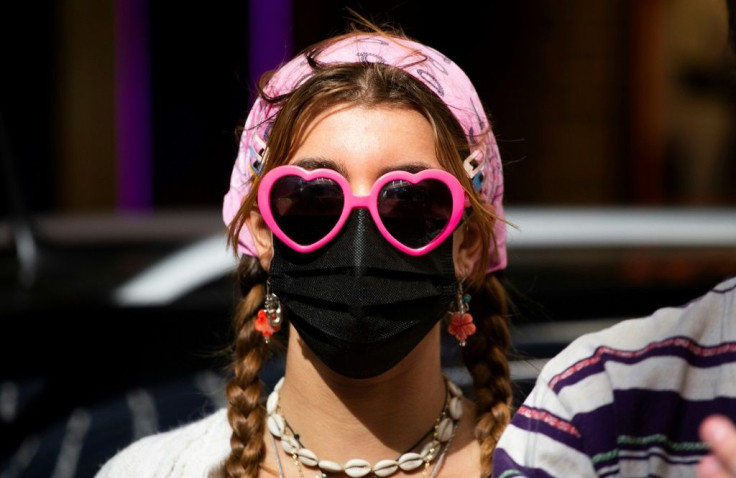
269,209,457,379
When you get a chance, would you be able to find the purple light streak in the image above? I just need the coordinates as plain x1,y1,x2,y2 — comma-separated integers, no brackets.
113,1,292,210
249,0,293,98
114,0,151,211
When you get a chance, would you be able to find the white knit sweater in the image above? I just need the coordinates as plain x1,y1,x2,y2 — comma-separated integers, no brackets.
95,408,231,477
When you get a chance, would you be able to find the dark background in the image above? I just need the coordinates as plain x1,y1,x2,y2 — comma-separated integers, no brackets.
3,0,735,215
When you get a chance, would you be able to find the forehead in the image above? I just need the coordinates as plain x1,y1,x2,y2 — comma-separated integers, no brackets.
290,105,442,174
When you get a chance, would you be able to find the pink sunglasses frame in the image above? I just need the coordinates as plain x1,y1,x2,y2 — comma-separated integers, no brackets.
257,165,468,256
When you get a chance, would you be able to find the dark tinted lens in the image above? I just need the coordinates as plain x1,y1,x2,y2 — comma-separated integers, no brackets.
377,179,453,248
270,176,344,245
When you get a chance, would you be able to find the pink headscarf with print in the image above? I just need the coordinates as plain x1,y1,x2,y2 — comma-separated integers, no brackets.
222,33,507,273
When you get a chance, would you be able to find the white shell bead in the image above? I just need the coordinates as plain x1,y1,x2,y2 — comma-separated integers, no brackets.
449,396,463,420
266,391,279,414
447,380,462,398
397,452,424,471
266,414,284,437
420,440,439,459
281,435,298,455
297,448,319,467
264,376,465,478
373,460,399,477
437,417,453,442
344,459,372,478
318,460,343,473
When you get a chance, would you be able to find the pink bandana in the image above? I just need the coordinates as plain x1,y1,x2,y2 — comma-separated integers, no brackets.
222,34,507,272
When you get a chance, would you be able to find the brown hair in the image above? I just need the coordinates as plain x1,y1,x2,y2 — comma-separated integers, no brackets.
222,24,512,478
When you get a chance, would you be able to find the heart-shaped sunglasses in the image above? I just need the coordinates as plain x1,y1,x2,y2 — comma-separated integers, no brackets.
257,165,468,255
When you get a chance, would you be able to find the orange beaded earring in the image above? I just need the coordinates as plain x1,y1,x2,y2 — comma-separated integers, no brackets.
255,279,282,343
447,282,475,346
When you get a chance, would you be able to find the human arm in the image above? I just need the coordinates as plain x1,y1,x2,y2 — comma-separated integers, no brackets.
491,373,599,477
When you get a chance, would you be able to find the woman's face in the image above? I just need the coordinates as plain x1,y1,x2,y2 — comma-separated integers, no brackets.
249,104,481,278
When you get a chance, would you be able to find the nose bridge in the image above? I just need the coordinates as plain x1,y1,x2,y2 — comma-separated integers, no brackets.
347,170,376,199
348,193,372,213
347,208,374,270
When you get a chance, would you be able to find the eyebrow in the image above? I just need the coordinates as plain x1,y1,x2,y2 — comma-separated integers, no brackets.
376,163,432,176
291,158,349,177
292,158,434,178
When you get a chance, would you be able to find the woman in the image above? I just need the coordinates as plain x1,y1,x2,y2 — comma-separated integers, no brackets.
97,18,513,478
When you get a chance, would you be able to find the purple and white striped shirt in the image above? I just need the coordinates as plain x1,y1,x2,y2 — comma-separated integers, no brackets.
493,276,736,477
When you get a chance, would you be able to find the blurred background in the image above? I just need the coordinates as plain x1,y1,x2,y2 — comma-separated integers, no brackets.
1,0,735,476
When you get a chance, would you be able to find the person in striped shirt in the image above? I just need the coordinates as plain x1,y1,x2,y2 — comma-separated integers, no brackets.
492,276,736,477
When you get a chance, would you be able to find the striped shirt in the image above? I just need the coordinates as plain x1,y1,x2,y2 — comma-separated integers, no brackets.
493,276,736,477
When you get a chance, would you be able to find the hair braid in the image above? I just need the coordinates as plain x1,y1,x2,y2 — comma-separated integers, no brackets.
224,257,270,478
462,274,513,477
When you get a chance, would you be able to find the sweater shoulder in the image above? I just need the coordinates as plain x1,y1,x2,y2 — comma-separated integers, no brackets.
95,408,231,478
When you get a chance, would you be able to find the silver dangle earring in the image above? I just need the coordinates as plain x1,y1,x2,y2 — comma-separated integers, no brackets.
256,278,282,343
447,281,476,346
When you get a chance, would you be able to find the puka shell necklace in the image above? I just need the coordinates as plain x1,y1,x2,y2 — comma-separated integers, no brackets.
266,376,464,478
